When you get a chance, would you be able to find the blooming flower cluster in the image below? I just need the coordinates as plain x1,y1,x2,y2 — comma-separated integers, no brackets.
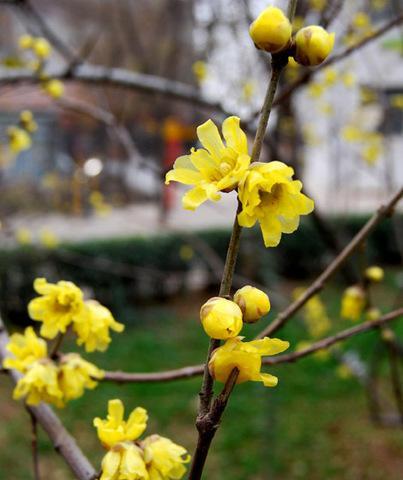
200,286,289,387
2,278,124,406
94,399,190,480
18,34,64,98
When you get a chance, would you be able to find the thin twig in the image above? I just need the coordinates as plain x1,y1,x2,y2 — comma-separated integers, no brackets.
28,409,40,480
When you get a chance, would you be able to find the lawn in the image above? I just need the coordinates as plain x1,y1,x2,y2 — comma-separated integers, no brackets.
0,276,402,479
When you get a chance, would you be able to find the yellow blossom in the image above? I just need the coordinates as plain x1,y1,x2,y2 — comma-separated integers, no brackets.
19,34,34,50
143,435,190,480
94,399,148,449
13,359,64,407
233,285,271,323
58,353,104,402
322,68,338,86
341,72,356,88
360,87,378,104
73,300,124,352
341,125,363,142
365,266,384,283
391,94,403,109
381,327,395,342
192,61,207,83
340,285,366,321
3,327,47,372
295,26,335,66
336,363,353,379
165,116,250,210
242,81,255,102
249,6,292,53
15,227,32,245
100,443,148,480
209,336,289,387
293,288,331,338
352,12,372,32
238,161,314,247
200,297,243,340
28,278,85,339
39,229,59,249
20,110,37,133
32,38,51,58
42,79,64,98
361,143,382,166
7,126,31,153
307,82,324,98
366,307,381,321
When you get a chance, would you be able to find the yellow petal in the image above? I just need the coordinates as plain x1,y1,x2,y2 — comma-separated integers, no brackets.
197,119,226,161
222,116,248,155
108,399,124,425
248,337,290,355
182,184,220,210
126,407,148,440
259,373,279,387
100,450,121,480
259,215,282,247
165,168,202,185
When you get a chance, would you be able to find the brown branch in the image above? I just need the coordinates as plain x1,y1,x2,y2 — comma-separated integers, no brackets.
28,409,40,480
0,316,97,480
256,186,403,338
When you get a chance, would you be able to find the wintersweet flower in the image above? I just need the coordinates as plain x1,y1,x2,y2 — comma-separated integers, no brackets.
293,288,331,338
58,353,104,402
249,6,292,53
200,297,243,340
233,286,271,323
192,61,207,83
143,435,190,480
13,359,64,407
7,126,31,153
209,336,289,387
237,161,314,247
32,38,51,58
340,286,366,321
20,110,37,133
294,26,335,66
19,34,34,49
365,266,384,283
165,116,250,210
28,278,85,338
100,443,148,480
366,307,381,322
94,399,148,449
73,300,125,352
3,327,47,372
42,79,64,98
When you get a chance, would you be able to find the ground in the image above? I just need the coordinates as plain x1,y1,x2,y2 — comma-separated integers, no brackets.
0,279,402,479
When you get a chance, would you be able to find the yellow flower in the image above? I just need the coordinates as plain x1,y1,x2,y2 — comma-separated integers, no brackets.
39,229,59,249
19,34,34,50
365,266,384,283
13,359,64,407
209,336,289,387
73,300,125,352
391,94,403,109
42,79,64,98
242,80,255,102
200,297,243,340
58,353,103,402
32,38,51,58
249,6,292,53
237,161,314,247
307,82,324,98
20,110,38,133
28,278,85,339
100,443,148,480
233,285,271,323
340,286,366,321
7,126,31,153
336,363,353,380
94,399,148,449
352,12,371,31
381,327,395,342
165,117,250,210
366,307,381,322
15,227,32,245
3,327,47,372
341,125,363,142
341,72,356,88
322,67,338,86
295,26,335,66
362,143,382,165
143,435,190,480
293,288,331,338
192,61,207,83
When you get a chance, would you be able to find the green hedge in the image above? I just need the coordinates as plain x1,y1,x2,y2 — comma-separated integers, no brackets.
0,215,400,326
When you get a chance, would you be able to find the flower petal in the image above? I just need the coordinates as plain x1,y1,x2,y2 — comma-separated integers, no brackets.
197,119,226,161
222,116,248,155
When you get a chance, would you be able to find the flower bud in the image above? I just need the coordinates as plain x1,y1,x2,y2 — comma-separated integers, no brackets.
249,6,292,53
33,38,51,59
340,285,365,321
366,307,381,322
19,34,33,50
200,297,243,340
365,266,384,283
294,26,335,66
233,285,270,323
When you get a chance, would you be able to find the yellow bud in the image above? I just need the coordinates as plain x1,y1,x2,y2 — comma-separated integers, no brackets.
19,35,33,50
233,285,270,323
33,38,51,59
381,328,395,342
200,297,243,340
365,266,384,283
294,26,335,66
249,6,292,53
366,307,381,322
42,79,64,99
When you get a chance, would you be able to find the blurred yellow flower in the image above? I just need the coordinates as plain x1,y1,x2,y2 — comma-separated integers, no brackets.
192,61,207,83
361,142,382,166
143,435,190,480
3,327,47,372
209,336,289,387
293,288,331,338
352,12,371,30
42,79,64,98
242,80,255,102
28,278,85,339
366,307,381,322
7,126,32,153
233,285,271,323
309,0,326,11
20,110,37,133
391,94,403,109
295,26,335,66
336,363,353,379
307,82,324,98
73,300,124,352
249,6,292,53
13,359,64,407
200,297,243,340
19,34,34,50
322,68,338,86
100,443,148,480
32,38,51,59
365,266,384,283
94,399,148,449
39,229,59,249
15,227,32,245
165,116,250,210
238,161,314,247
340,286,366,321
341,72,356,88
58,353,104,402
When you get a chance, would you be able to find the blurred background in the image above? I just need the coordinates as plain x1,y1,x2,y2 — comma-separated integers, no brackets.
0,0,402,478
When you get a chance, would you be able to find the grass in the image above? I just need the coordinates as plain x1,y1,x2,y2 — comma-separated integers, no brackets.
0,275,403,480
